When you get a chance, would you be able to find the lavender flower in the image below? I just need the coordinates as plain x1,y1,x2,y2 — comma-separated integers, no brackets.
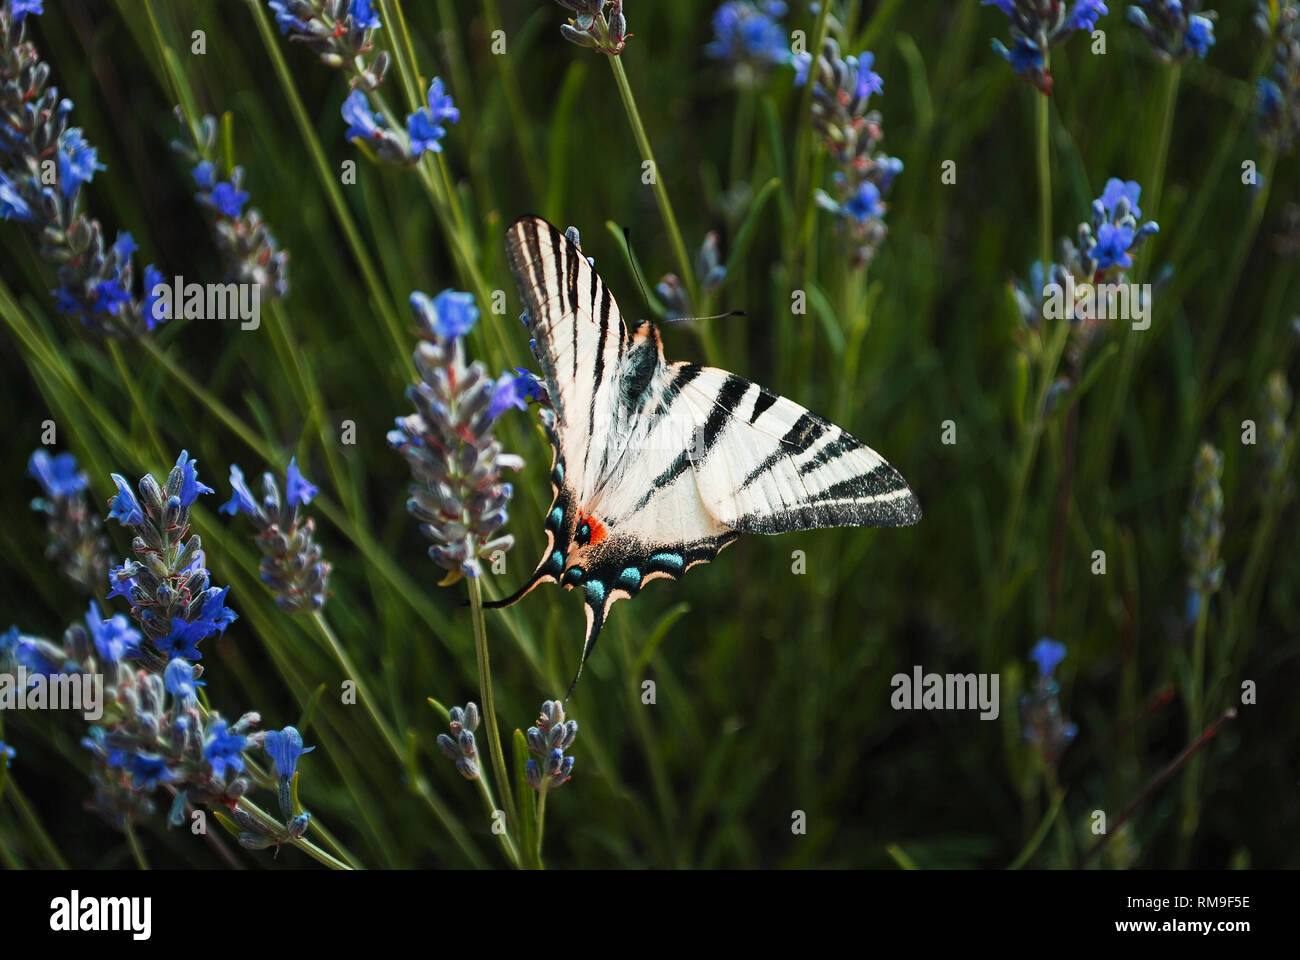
1012,177,1160,359
265,0,390,88
27,448,109,594
0,4,164,336
406,78,460,157
1257,371,1295,502
554,0,630,55
656,232,728,320
170,114,290,302
983,0,1110,94
1182,442,1224,596
1128,1,1218,63
524,700,578,792
797,37,901,266
1255,2,1300,154
220,458,331,613
1020,638,1078,766
103,451,236,669
0,613,269,835
706,1,791,85
0,4,167,335
0,741,13,768
389,290,524,580
435,702,481,780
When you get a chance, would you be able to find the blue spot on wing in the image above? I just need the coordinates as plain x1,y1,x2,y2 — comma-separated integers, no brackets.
648,552,684,574
584,580,606,605
547,506,564,530
617,567,642,589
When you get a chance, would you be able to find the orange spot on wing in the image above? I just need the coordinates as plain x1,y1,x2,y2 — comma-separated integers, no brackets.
588,517,607,545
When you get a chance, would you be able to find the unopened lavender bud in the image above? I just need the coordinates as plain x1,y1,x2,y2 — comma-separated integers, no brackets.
288,812,311,838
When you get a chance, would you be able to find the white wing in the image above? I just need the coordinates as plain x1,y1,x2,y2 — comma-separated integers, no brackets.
505,216,628,505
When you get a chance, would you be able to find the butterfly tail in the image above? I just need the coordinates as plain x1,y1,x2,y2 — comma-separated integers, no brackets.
565,599,608,701
480,552,559,610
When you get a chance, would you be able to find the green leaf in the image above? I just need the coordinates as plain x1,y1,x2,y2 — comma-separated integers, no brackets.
512,728,539,869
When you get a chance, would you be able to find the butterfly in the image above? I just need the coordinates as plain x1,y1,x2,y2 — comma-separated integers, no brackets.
490,216,921,696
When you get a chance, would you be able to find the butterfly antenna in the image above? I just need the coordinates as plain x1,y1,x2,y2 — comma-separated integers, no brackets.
660,309,747,326
621,227,748,326
621,226,654,311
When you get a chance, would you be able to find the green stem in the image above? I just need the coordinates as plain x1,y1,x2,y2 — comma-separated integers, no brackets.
1096,65,1181,478
1007,787,1063,870
307,612,478,862
123,821,150,870
535,789,547,868
606,56,701,314
107,341,167,462
1178,590,1210,863
1035,70,1051,275
246,0,406,363
473,767,522,867
234,797,351,869
997,321,1071,597
1144,65,1182,263
467,576,518,843
5,778,69,869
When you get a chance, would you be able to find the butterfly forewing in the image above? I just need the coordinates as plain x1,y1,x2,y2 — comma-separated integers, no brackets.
505,217,629,506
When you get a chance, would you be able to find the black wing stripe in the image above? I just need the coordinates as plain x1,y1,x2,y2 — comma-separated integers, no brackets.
699,375,750,458
737,414,829,492
632,365,709,510
797,431,862,476
749,387,778,424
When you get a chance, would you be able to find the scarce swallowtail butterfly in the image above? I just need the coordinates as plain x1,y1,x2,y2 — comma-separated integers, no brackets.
491,216,921,696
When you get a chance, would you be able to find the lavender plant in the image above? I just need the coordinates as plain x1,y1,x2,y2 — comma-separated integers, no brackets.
26,448,109,594
171,113,290,301
1011,177,1160,359
524,699,578,793
388,290,523,581
554,0,630,55
1,613,339,863
982,0,1109,93
656,232,728,319
795,37,902,266
1255,1,1300,154
104,451,236,669
1020,638,1078,767
1127,0,1218,63
220,458,331,613
705,1,792,85
341,76,459,166
0,1,160,336
1256,371,1295,501
267,0,390,89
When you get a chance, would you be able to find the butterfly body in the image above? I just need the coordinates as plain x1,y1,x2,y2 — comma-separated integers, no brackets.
495,216,920,695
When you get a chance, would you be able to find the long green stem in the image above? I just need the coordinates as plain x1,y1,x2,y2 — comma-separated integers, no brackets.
246,0,406,363
308,611,478,862
234,796,351,869
467,576,518,844
535,789,547,868
607,56,701,311
473,766,521,867
4,778,69,869
1035,71,1051,275
1178,590,1210,863
1096,66,1181,478
123,821,150,870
